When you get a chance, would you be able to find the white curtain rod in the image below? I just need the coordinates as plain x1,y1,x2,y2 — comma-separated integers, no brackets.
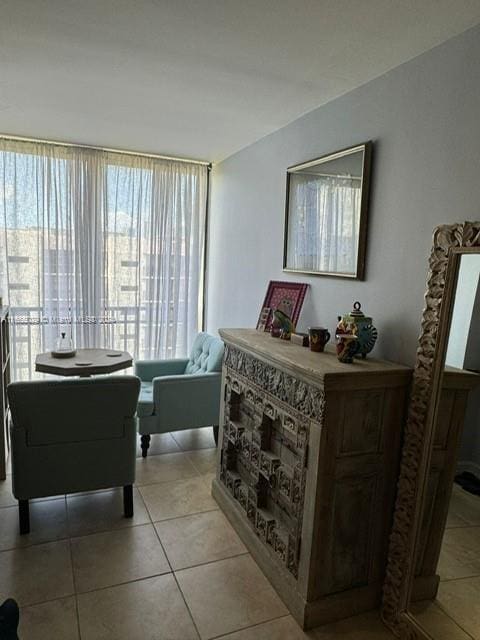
0,133,212,167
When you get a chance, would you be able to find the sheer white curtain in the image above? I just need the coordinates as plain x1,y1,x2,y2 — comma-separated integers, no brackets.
0,139,207,379
287,174,361,274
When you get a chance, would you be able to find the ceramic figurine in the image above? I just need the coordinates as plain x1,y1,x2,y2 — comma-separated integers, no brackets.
335,316,351,338
335,334,359,363
270,313,282,338
273,308,295,340
270,322,282,338
339,301,378,359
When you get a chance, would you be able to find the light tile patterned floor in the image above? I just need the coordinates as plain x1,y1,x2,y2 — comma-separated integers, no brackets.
0,427,395,640
416,483,480,640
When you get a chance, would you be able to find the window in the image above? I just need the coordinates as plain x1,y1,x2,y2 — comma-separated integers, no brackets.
0,139,208,379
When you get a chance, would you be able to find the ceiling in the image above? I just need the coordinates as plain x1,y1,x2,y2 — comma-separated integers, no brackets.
1,1,480,163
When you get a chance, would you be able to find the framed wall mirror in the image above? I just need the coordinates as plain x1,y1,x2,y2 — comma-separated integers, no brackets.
382,222,480,639
283,141,372,279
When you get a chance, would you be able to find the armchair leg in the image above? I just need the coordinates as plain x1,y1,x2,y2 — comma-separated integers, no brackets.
19,499,30,535
213,425,219,446
123,485,133,518
140,435,151,458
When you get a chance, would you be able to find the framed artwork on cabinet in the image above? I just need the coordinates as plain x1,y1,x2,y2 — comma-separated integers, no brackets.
256,280,308,332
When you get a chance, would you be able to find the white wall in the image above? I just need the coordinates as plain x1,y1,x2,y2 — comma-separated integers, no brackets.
206,24,480,366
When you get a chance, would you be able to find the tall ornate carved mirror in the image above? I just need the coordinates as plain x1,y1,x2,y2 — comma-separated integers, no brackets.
383,222,480,639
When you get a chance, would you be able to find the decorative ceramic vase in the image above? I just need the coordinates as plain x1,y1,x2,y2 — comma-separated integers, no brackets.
270,323,281,338
273,309,295,340
308,327,330,352
335,334,359,363
340,301,378,359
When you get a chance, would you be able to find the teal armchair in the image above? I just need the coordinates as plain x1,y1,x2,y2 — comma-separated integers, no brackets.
135,332,224,457
8,375,140,534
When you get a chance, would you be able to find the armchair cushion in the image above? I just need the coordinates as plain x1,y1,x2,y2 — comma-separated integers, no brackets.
137,381,154,417
150,371,222,431
135,358,189,382
8,376,140,446
184,333,223,374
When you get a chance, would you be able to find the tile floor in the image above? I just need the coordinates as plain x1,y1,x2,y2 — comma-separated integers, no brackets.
0,427,395,639
414,483,480,640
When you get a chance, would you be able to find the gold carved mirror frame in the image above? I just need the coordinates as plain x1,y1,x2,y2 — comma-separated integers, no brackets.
382,221,480,639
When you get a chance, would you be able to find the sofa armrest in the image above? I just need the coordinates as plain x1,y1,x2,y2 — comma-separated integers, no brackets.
134,358,189,381
152,372,222,428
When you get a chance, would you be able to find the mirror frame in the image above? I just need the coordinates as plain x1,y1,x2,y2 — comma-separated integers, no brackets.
283,141,372,280
382,221,480,639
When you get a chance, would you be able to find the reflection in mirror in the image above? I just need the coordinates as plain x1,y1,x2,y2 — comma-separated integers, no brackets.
283,142,371,279
409,253,480,639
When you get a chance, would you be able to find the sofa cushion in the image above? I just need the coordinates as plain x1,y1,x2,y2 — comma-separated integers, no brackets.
185,332,224,374
137,381,154,417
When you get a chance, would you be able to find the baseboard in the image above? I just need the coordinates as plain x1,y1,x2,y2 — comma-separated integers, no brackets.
456,460,480,477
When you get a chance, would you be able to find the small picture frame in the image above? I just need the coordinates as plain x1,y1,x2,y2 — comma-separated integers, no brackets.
256,281,308,332
256,306,272,331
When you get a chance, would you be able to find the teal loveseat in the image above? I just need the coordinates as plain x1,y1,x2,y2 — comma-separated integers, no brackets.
135,332,224,457
8,375,140,534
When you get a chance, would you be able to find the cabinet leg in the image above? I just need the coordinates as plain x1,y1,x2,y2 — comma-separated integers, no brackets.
140,435,151,458
19,499,30,534
123,485,133,518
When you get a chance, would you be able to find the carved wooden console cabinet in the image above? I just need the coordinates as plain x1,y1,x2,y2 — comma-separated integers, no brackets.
211,329,411,629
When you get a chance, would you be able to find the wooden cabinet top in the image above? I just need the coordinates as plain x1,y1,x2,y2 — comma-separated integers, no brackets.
219,328,411,391
443,365,480,390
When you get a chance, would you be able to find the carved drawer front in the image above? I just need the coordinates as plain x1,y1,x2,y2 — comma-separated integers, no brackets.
337,390,385,456
320,474,379,595
220,345,324,579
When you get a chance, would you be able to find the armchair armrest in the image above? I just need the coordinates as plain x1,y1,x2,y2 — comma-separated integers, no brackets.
152,372,222,429
134,358,189,381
